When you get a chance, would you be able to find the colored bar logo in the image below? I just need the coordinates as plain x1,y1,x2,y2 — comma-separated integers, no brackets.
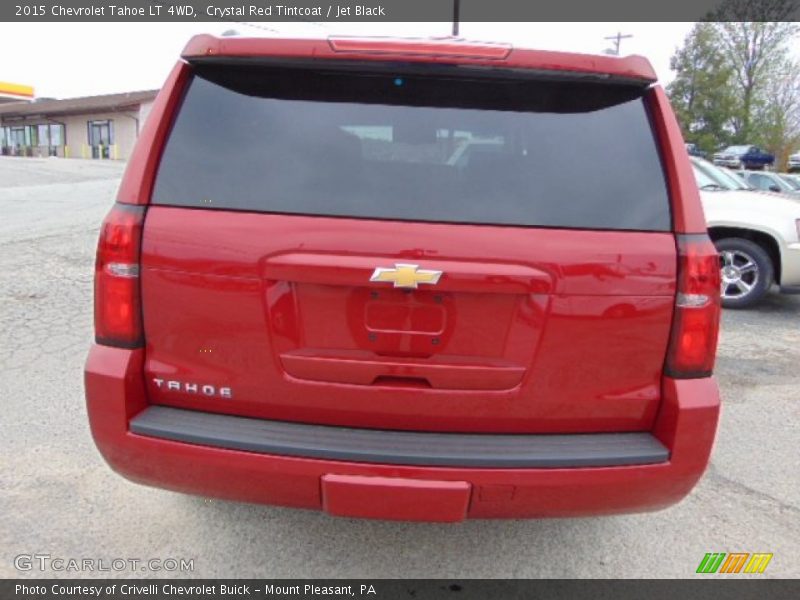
697,552,773,574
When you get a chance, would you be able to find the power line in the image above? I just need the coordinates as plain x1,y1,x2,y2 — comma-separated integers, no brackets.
232,21,283,35
603,32,633,55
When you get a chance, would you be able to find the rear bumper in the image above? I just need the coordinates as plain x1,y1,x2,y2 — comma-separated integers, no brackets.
130,405,670,469
85,344,721,521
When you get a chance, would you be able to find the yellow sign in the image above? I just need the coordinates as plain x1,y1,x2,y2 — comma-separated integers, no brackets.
0,81,34,98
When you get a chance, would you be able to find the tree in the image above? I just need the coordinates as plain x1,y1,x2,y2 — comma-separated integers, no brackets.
700,0,799,145
752,60,800,168
715,19,799,140
667,23,737,153
668,0,800,158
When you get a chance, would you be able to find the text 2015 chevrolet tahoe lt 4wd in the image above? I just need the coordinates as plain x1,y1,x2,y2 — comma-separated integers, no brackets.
85,35,722,521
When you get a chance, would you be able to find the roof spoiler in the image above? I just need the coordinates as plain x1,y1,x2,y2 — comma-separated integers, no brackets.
181,35,657,84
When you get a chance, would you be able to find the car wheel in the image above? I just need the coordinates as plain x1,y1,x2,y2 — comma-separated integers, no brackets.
716,238,774,309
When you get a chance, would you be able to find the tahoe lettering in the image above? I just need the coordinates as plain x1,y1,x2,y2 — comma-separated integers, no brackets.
152,378,232,399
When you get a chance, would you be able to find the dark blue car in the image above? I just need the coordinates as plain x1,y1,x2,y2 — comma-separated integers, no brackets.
713,145,774,170
685,143,706,158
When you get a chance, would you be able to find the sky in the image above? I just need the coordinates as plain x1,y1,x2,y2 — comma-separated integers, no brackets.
0,21,702,99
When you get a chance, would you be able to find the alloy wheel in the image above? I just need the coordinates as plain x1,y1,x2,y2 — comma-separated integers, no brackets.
720,250,759,299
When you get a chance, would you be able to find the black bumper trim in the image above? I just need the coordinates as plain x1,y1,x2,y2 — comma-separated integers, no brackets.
130,406,670,469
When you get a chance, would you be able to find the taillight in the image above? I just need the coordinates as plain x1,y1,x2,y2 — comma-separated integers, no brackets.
94,203,145,347
665,234,721,378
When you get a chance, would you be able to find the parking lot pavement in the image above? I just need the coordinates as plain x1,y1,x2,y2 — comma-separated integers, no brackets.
0,155,798,579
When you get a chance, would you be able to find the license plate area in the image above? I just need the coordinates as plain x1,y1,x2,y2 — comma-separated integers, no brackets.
321,474,471,522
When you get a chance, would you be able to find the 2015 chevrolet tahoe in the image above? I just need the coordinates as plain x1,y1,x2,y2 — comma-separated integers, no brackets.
84,35,722,521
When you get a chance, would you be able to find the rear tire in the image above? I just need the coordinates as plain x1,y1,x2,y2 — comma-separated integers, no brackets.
716,238,774,309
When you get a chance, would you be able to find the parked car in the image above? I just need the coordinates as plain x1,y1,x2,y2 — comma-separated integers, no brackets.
692,157,752,191
691,158,800,307
85,35,722,521
737,170,800,197
713,145,775,170
685,143,706,158
787,152,800,173
777,173,800,191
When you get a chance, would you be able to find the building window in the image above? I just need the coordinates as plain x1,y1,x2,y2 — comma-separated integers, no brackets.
37,124,49,146
12,126,26,146
1,123,64,156
0,126,28,155
1,126,24,155
34,123,65,155
87,120,114,159
49,123,64,147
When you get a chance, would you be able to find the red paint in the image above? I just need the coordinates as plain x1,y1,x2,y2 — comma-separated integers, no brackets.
86,36,720,519
647,86,709,234
140,208,676,433
85,344,720,519
116,62,189,206
180,35,657,82
321,475,471,522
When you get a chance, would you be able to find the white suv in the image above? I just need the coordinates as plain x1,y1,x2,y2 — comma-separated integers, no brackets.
788,152,800,173
692,157,800,308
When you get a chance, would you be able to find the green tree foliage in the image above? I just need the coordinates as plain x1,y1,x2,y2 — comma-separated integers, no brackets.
667,23,736,154
753,61,800,168
716,20,799,142
668,0,800,161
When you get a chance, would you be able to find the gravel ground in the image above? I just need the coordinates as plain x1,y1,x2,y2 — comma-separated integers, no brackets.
0,156,798,579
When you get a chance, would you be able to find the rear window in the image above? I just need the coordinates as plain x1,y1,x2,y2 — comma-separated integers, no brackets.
152,64,670,231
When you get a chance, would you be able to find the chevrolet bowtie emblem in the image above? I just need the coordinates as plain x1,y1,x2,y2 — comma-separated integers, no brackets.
370,263,443,289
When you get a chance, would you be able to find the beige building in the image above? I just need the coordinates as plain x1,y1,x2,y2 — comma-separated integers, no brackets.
0,90,157,160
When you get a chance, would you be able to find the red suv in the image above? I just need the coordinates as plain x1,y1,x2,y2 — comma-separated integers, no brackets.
85,35,722,521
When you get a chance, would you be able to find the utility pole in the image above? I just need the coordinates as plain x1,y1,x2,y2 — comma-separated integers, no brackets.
452,0,460,37
603,31,633,55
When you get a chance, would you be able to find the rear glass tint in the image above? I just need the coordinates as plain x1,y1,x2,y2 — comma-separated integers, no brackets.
152,64,670,231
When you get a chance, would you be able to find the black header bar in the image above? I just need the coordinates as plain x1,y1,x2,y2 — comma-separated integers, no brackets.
3,0,800,23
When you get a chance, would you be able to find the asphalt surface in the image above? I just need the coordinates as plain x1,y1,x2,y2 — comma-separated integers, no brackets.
1,156,798,579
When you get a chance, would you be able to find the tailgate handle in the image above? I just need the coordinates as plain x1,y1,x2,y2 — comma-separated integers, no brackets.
281,351,525,391
371,375,432,388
